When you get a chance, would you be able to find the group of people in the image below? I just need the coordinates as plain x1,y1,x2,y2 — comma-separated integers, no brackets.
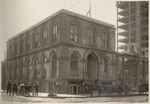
6,81,18,95
5,81,39,96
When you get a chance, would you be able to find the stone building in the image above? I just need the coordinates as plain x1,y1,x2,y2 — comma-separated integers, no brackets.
2,9,117,94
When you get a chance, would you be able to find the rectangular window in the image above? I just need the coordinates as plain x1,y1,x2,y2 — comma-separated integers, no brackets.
43,30,48,46
87,29,94,44
14,42,18,55
70,24,78,42
34,34,38,48
19,40,23,54
27,37,31,51
52,25,58,42
102,32,108,48
9,45,12,57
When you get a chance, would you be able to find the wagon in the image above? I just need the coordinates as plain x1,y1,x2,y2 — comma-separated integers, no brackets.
20,85,32,96
138,84,148,94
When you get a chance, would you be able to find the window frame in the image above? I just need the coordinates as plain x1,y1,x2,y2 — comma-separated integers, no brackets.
34,33,38,49
52,25,58,42
69,24,79,42
33,58,38,79
104,57,108,73
87,28,94,44
26,60,30,79
102,32,109,48
42,56,47,78
19,40,23,54
52,54,57,77
70,53,78,76
42,29,48,46
14,42,18,55
70,53,78,70
26,36,31,51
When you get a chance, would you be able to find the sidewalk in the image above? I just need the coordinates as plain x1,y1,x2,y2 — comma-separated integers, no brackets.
28,93,88,98
26,91,148,98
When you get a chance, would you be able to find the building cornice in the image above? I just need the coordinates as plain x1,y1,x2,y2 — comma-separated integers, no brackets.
6,42,117,61
7,9,115,42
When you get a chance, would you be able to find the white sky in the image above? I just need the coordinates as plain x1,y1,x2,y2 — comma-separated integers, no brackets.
0,0,118,62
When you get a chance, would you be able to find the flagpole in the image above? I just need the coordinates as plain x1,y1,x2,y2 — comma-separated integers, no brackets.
85,1,91,18
89,1,91,18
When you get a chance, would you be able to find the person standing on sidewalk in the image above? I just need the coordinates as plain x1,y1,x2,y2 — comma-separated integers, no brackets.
97,85,102,97
12,81,18,95
34,83,39,96
6,81,12,95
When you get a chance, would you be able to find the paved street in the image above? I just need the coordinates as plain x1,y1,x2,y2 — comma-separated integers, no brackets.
1,92,148,103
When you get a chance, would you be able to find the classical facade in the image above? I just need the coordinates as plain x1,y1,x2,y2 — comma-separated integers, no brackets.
2,9,117,94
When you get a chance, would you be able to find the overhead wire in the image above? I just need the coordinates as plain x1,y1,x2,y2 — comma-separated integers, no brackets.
66,1,82,10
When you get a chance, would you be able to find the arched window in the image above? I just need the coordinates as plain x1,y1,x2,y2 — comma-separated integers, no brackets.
26,59,30,79
33,58,38,79
42,56,47,78
71,53,78,70
9,64,12,80
20,60,23,79
52,53,57,77
104,57,108,73
14,61,17,80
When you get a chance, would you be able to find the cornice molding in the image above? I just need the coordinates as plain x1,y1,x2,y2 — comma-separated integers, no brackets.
6,42,116,61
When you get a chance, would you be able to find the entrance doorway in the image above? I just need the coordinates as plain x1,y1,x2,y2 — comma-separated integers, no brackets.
49,82,56,93
87,53,98,81
68,81,82,94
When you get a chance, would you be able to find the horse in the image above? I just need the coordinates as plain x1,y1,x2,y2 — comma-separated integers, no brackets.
83,82,102,97
83,82,94,97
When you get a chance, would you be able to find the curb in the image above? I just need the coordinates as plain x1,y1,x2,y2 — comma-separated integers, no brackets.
24,94,148,98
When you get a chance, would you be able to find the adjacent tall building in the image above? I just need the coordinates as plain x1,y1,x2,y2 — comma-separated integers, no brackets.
117,1,148,58
116,1,149,89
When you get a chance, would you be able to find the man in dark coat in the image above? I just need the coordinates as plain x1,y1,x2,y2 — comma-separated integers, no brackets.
6,81,12,95
97,85,102,97
117,83,123,95
34,83,39,96
12,81,18,95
